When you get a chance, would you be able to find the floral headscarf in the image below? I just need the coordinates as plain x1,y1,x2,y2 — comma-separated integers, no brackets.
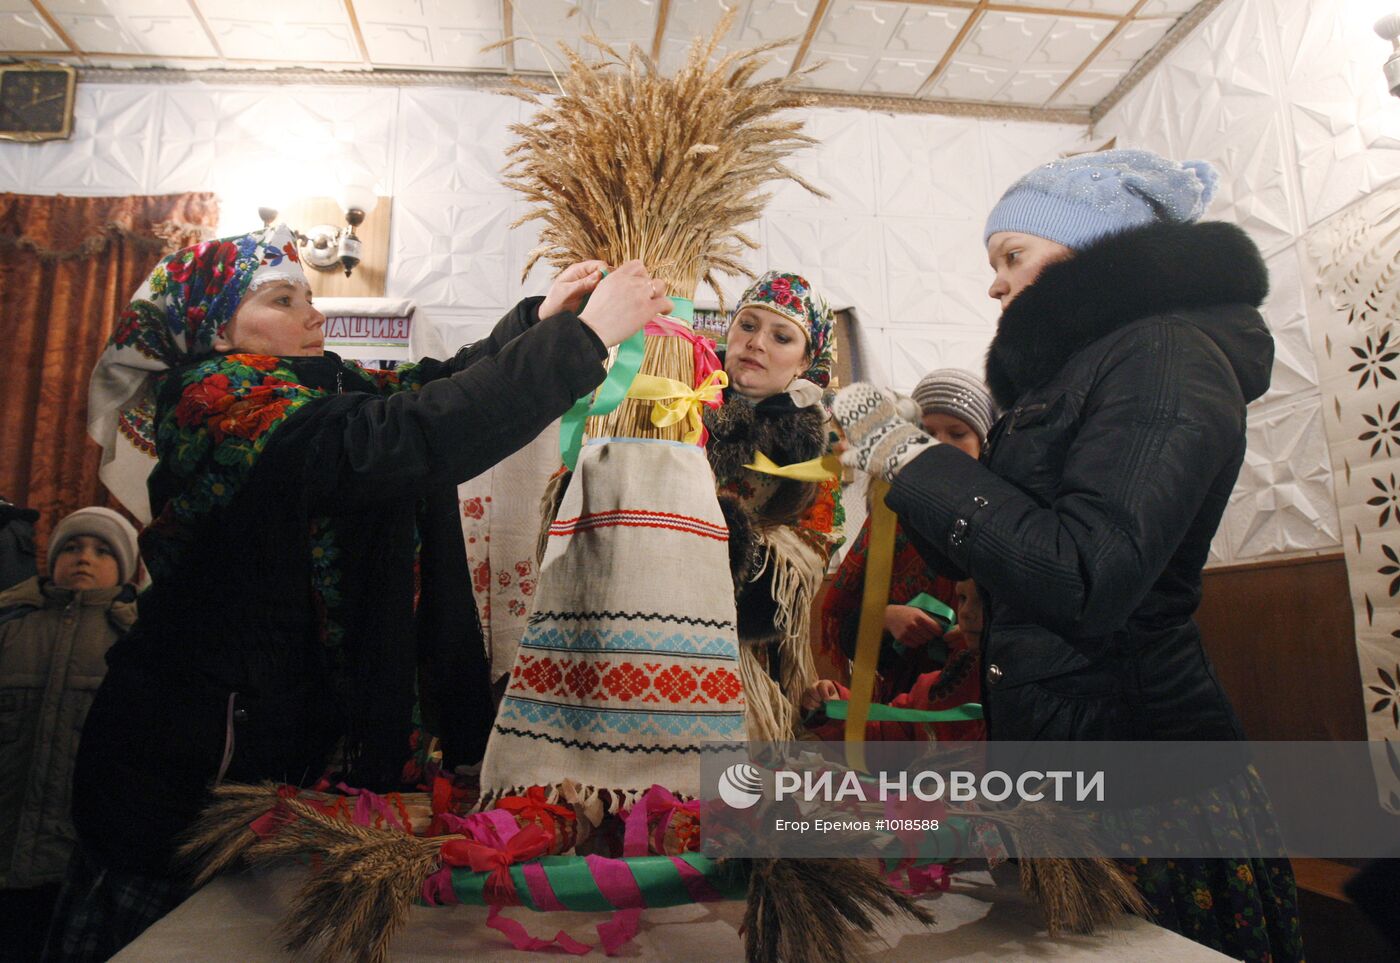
731,271,838,389
87,225,307,521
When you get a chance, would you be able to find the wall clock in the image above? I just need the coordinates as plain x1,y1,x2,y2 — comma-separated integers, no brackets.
0,63,76,143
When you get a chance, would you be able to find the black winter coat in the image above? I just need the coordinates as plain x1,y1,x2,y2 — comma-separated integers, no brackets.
890,221,1272,743
73,298,607,876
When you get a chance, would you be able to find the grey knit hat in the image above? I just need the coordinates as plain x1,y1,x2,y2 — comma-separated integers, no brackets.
47,506,140,585
912,369,995,442
984,148,1218,250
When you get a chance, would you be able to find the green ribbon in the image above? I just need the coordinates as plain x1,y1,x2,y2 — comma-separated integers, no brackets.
558,329,646,470
555,296,694,470
907,592,956,627
824,699,984,723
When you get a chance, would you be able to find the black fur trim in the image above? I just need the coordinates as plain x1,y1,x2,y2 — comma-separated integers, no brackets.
985,221,1268,410
706,394,827,527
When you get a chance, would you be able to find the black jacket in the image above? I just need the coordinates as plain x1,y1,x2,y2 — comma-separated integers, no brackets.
73,298,607,876
890,221,1272,742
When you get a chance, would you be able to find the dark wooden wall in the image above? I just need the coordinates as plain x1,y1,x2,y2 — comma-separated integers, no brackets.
1196,552,1365,742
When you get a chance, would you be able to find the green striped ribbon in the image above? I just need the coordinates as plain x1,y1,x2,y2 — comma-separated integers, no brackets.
449,853,746,908
824,699,984,723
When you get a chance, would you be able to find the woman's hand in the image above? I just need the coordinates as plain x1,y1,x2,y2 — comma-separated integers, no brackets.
578,260,673,347
832,383,937,481
884,604,945,648
801,679,842,713
539,259,609,321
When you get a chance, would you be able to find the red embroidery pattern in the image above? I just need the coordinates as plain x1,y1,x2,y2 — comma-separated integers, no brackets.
511,654,742,707
550,509,728,542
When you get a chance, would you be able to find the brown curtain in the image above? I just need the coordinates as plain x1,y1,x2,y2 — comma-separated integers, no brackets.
0,192,220,560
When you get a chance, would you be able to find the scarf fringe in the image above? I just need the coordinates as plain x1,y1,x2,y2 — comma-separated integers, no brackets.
752,525,823,706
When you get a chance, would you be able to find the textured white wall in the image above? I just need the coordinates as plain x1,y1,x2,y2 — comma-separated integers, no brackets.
1095,0,1400,567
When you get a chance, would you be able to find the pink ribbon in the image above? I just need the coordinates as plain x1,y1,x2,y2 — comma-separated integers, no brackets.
621,785,700,858
440,823,551,904
487,905,593,956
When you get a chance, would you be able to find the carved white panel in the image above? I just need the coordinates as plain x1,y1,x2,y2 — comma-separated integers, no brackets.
1093,65,1174,155
28,85,154,193
121,15,218,57
42,0,116,12
818,0,904,52
1279,0,1400,227
695,220,767,311
888,6,969,59
765,213,886,319
1091,17,1174,70
1156,0,1299,255
394,89,519,196
964,11,1108,68
0,141,30,190
864,57,936,96
389,193,514,308
930,60,1013,101
887,327,993,393
1226,396,1341,558
768,108,877,213
107,0,190,13
432,29,506,68
205,19,361,63
1255,245,1319,408
54,14,141,52
154,87,397,205
883,217,998,328
510,0,658,72
1001,67,1071,105
658,39,795,80
0,8,67,50
891,115,979,196
1054,67,1131,107
982,119,1088,203
807,50,880,92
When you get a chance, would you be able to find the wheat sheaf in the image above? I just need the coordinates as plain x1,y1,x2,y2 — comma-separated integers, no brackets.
502,10,828,308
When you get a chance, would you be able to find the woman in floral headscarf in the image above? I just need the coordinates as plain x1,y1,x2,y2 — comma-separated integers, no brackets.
703,270,844,742
52,229,665,960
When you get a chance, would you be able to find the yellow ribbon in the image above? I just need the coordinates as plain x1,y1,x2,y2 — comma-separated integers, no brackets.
744,451,843,482
846,476,895,774
625,369,728,445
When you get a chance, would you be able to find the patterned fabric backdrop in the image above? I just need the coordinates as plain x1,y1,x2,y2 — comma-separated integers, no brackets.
460,424,560,682
1302,185,1400,811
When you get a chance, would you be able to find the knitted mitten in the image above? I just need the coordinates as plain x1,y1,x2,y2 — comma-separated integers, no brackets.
832,383,937,481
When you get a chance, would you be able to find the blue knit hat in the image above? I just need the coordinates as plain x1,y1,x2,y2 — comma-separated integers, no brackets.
983,149,1219,250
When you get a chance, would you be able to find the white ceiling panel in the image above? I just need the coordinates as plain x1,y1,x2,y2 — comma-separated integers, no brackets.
888,7,969,59
206,19,361,62
1053,65,1129,105
106,0,191,15
4,0,1217,118
0,9,67,51
54,14,141,53
1093,17,1174,69
817,0,904,52
43,0,115,14
803,47,874,91
432,27,505,68
862,55,934,95
929,59,1013,101
121,15,218,57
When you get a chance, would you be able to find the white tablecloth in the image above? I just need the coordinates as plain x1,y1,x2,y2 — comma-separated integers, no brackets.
115,862,1228,962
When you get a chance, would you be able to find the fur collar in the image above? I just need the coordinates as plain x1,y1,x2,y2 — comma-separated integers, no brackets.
985,221,1269,410
704,391,825,483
